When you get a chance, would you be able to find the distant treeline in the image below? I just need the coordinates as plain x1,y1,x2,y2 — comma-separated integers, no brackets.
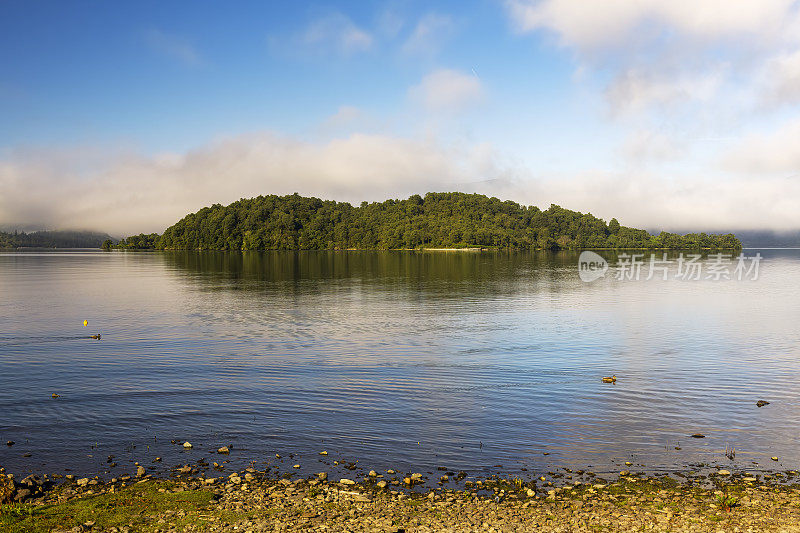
112,192,741,251
735,230,800,248
0,230,114,249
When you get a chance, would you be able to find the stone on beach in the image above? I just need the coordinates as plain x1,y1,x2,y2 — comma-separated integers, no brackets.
0,473,14,504
10,464,800,531
183,442,193,448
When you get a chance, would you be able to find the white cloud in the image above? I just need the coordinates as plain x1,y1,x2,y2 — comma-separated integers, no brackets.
606,68,725,115
721,117,800,174
409,69,484,112
534,170,800,232
377,7,404,39
144,29,202,66
2,129,797,236
401,13,455,56
763,49,800,105
504,0,800,113
0,134,500,235
619,129,685,163
319,106,365,130
302,13,373,54
505,0,795,49
504,0,800,194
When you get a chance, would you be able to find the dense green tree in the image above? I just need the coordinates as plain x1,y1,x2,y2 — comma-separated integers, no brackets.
113,192,741,251
0,230,114,248
114,233,160,250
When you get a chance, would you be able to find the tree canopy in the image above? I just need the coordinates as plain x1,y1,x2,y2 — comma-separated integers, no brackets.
113,192,741,251
0,230,114,249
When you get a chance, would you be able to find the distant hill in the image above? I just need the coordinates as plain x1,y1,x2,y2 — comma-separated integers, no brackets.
115,192,741,251
0,230,114,249
727,230,800,248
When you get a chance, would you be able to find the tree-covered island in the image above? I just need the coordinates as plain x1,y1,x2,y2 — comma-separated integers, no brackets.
111,192,741,251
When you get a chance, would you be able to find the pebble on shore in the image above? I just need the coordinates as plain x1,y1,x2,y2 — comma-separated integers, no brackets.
11,465,800,532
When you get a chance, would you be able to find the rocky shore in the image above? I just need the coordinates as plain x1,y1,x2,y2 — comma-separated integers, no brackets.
5,462,800,532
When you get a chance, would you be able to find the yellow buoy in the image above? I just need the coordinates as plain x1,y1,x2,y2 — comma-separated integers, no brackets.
83,320,88,327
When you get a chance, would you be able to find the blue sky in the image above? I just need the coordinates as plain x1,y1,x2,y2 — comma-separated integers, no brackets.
1,1,799,235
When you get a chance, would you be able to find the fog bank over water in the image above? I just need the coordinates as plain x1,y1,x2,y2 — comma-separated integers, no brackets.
1,134,799,236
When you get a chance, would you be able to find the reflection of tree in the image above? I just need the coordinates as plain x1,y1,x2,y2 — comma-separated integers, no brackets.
158,250,591,300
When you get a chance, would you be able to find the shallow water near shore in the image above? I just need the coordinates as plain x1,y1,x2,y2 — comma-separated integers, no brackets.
1,249,799,480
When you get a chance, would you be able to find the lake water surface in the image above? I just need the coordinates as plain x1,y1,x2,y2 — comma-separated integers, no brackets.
1,250,799,481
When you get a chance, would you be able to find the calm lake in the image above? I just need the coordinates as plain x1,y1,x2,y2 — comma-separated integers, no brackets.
1,249,799,481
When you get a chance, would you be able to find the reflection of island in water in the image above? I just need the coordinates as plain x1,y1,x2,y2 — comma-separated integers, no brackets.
159,249,767,294
161,249,584,295
0,249,798,480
